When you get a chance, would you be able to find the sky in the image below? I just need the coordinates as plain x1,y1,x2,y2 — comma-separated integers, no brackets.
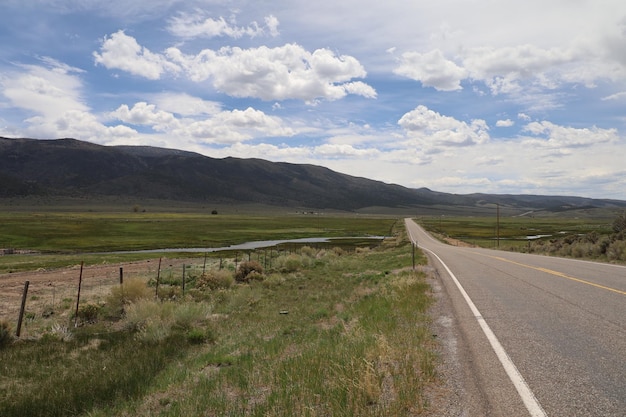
1,1,625,200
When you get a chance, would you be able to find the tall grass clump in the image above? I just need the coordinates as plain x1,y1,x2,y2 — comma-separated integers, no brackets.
123,299,213,343
0,320,13,349
196,269,234,290
105,278,152,317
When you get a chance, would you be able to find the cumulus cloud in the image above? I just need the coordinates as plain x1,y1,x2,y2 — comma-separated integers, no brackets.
110,102,179,132
398,105,489,147
522,121,619,148
94,33,375,102
394,49,466,91
395,38,625,103
463,44,574,90
496,119,514,127
93,30,180,80
166,44,375,101
108,101,294,144
168,12,279,39
314,143,380,159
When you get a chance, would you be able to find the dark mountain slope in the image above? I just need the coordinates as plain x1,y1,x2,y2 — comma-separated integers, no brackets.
0,137,427,209
1,137,625,212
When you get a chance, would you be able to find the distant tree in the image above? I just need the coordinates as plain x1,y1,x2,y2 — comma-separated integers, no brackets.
613,211,626,233
211,210,218,215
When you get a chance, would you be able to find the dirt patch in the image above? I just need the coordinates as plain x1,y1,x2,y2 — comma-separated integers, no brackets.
0,257,200,335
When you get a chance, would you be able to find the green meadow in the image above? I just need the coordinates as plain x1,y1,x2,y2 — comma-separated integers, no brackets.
0,210,393,273
418,213,626,262
0,210,439,416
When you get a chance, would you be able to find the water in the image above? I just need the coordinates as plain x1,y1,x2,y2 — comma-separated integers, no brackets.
106,236,385,254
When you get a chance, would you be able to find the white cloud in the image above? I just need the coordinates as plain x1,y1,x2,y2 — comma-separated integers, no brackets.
398,105,489,147
93,30,180,80
21,110,138,144
395,36,626,107
110,102,179,132
394,49,466,91
168,11,279,39
151,93,222,116
314,143,379,159
522,121,619,149
108,101,295,144
165,43,375,101
602,91,626,101
1,61,88,119
496,119,514,127
94,32,375,102
463,44,574,88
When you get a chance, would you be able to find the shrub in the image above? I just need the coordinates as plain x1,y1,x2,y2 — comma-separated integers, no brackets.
245,270,264,282
196,269,234,290
186,327,216,345
235,260,264,283
0,320,13,348
607,240,626,261
275,254,302,272
300,245,317,257
106,278,152,316
612,211,626,233
75,303,100,323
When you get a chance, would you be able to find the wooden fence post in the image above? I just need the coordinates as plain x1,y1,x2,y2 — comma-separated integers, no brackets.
16,280,30,337
155,257,162,298
182,264,186,296
119,267,123,285
74,261,84,327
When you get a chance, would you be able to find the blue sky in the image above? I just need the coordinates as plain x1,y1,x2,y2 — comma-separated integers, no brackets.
1,1,625,199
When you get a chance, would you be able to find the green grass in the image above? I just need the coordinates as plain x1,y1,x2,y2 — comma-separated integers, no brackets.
0,211,392,252
0,212,396,273
0,330,187,417
419,215,614,250
0,220,436,416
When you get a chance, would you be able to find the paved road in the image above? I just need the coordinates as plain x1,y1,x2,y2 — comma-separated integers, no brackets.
405,219,626,417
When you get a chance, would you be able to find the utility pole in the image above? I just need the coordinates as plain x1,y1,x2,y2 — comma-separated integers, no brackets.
496,203,500,248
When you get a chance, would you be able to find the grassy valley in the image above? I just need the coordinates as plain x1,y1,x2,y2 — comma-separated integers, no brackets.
1,212,441,416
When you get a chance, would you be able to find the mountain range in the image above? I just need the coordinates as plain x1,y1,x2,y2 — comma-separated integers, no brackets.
1,137,625,214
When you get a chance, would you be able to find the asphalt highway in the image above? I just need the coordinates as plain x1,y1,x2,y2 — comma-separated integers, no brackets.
405,218,626,417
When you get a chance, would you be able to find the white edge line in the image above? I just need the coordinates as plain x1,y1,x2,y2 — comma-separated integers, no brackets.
411,230,548,417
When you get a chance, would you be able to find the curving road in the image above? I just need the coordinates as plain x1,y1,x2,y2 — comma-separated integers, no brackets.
405,218,626,417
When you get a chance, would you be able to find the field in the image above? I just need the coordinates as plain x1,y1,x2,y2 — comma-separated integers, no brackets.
0,209,444,416
418,212,626,262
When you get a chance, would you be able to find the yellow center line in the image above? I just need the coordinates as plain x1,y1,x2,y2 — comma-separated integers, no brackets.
483,254,626,296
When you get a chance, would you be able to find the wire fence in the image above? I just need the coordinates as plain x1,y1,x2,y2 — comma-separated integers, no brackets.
1,257,209,338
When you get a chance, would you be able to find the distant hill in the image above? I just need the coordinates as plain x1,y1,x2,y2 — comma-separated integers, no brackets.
1,137,625,213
